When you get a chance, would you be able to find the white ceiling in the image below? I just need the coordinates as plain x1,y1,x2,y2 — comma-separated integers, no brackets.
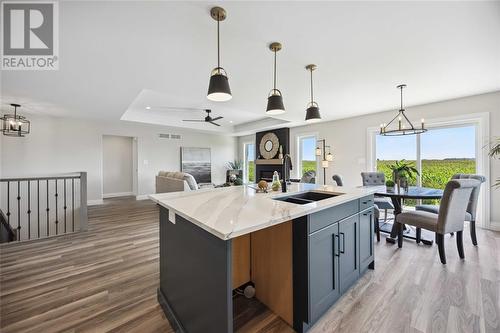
2,1,500,136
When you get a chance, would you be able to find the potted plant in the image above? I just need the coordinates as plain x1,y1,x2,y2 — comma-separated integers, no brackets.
385,179,395,193
388,159,419,191
489,137,500,188
225,160,243,184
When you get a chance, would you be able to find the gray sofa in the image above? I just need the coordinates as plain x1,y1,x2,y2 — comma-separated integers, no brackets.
155,171,200,193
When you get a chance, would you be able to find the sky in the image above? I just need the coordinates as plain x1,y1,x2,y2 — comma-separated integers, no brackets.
376,126,476,160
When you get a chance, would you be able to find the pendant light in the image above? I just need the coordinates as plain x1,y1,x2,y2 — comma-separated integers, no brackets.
305,64,321,122
1,104,30,137
207,7,232,102
266,42,285,115
380,84,427,136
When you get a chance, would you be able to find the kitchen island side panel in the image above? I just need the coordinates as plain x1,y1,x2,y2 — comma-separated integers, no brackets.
159,207,233,333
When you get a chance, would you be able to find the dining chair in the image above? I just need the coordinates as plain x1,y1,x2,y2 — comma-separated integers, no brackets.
332,174,344,186
300,170,316,184
415,174,486,245
360,172,394,221
395,179,479,264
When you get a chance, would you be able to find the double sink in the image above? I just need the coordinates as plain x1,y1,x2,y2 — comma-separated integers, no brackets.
272,190,343,205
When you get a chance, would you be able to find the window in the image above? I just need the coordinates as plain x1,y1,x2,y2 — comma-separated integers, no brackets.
420,125,476,203
376,134,417,186
298,135,317,180
376,124,477,205
243,143,255,183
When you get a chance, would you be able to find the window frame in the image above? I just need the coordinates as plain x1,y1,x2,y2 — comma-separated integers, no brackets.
296,134,318,180
242,141,255,184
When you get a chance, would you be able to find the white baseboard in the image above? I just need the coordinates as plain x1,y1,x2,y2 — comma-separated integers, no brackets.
102,192,134,199
487,221,500,231
136,195,150,201
88,199,104,206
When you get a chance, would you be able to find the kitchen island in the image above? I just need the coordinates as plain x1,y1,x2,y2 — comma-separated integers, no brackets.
149,183,376,333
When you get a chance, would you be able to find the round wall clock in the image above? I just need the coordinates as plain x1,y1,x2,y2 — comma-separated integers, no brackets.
259,132,280,159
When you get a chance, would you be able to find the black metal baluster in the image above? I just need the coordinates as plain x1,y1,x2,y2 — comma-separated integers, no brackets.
6,181,10,227
27,181,31,240
72,178,75,232
17,181,21,241
55,179,58,235
37,180,40,238
46,179,50,237
63,179,67,233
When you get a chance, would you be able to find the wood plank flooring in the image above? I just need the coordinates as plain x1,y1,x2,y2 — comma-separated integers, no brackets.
1,197,499,333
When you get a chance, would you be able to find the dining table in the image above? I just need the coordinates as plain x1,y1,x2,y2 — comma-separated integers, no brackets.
360,185,444,245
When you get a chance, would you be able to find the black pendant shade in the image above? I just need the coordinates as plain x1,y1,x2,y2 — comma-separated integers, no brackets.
266,42,285,115
266,89,285,115
207,7,232,102
207,67,232,102
305,104,321,122
305,64,321,122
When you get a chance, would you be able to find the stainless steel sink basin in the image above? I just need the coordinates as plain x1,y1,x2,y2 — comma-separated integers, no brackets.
272,191,342,205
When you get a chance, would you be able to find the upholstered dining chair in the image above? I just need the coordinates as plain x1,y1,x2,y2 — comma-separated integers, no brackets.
361,172,394,221
332,174,344,186
415,174,486,246
395,179,479,264
300,170,316,184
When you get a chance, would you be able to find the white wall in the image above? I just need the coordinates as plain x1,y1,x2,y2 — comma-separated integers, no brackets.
0,115,237,203
238,91,500,227
102,135,134,196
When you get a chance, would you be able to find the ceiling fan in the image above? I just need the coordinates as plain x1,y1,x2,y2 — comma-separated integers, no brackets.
182,109,223,127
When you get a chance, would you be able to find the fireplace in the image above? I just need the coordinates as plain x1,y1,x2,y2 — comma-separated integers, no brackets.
255,128,290,182
258,169,282,182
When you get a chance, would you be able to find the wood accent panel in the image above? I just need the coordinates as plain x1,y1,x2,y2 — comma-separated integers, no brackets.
232,234,251,289
250,221,293,326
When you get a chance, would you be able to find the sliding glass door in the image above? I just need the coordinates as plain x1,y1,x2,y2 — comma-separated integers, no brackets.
376,135,417,186
376,124,477,204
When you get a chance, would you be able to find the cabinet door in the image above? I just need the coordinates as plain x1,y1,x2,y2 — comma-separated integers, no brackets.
308,222,340,323
359,209,374,273
339,215,359,293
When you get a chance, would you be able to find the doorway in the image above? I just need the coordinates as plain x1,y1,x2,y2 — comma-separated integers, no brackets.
102,135,136,198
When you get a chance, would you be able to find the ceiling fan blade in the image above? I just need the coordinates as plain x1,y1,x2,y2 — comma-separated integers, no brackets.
182,119,206,122
209,121,221,127
211,116,223,121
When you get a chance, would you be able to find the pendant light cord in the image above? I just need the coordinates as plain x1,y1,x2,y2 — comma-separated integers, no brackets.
310,68,314,103
217,14,220,69
273,50,277,90
400,85,404,110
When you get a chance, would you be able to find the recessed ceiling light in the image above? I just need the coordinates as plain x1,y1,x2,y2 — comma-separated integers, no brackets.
229,120,233,123
145,106,151,110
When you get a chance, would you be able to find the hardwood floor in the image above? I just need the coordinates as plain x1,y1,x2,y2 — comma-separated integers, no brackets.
1,197,499,333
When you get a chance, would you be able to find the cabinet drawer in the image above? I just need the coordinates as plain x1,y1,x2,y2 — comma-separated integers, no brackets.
359,196,374,211
309,200,358,234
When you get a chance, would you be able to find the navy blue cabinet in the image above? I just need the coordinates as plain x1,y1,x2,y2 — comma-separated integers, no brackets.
308,222,340,323
294,195,375,332
339,215,359,293
359,209,375,273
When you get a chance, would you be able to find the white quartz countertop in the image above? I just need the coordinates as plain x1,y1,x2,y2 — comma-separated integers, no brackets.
149,183,376,240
